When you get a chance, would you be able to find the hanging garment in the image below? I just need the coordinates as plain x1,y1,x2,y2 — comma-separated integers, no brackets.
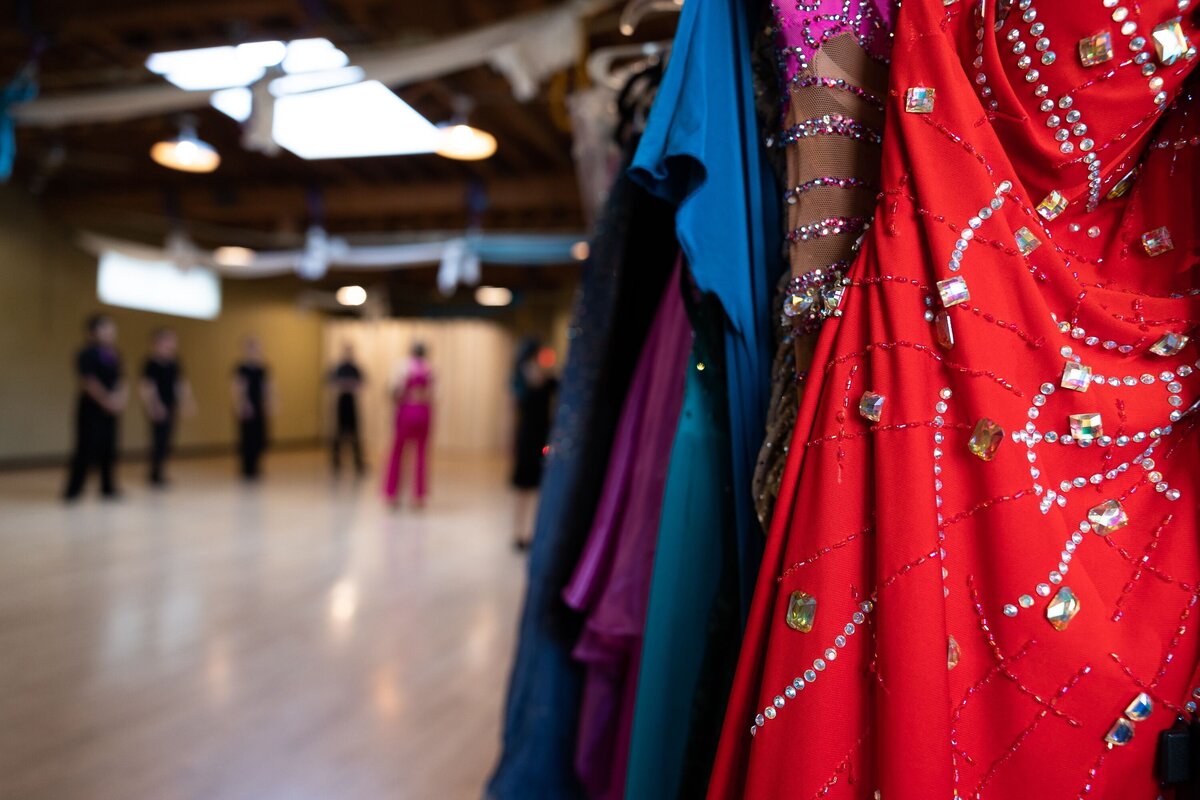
624,289,738,800
487,158,677,800
563,260,690,800
630,0,782,627
752,5,897,527
708,1,1200,797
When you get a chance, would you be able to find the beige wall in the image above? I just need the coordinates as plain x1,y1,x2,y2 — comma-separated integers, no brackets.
0,187,325,464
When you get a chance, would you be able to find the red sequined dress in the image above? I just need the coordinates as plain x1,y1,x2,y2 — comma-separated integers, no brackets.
708,0,1200,797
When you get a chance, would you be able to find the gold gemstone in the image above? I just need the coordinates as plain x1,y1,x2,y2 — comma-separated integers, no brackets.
1106,168,1137,200
1046,586,1080,631
947,635,961,670
968,418,1003,461
786,591,817,632
1088,499,1128,535
859,391,885,423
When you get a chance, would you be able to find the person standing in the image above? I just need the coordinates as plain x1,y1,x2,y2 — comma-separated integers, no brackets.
328,341,365,477
64,314,126,501
509,339,559,550
383,342,433,508
139,328,193,487
232,336,271,480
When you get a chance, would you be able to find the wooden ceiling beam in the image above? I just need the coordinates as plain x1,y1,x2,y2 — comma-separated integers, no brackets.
48,174,581,225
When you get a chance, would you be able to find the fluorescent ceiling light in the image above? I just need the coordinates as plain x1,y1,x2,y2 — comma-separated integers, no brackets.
283,38,349,73
210,87,252,122
271,81,440,159
146,39,344,91
336,285,368,306
475,286,513,307
97,250,222,320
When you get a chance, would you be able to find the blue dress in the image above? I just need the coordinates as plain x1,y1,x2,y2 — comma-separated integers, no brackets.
629,0,780,621
626,0,782,796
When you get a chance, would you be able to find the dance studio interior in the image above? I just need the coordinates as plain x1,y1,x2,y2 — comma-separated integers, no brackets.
3,1,1199,799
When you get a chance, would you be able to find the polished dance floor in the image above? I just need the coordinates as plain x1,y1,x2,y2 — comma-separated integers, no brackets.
0,451,525,800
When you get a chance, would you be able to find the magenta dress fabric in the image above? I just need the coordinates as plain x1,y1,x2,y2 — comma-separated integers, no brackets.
562,260,690,799
775,0,895,83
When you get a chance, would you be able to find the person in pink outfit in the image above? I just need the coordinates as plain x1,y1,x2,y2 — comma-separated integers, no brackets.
383,342,433,508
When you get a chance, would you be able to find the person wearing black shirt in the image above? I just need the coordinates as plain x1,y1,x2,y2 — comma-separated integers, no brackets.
232,336,272,480
139,328,193,487
327,342,365,477
64,314,127,500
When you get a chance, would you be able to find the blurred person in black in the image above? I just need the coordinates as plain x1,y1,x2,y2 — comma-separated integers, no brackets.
64,314,127,501
139,328,193,487
510,339,559,550
328,341,365,477
232,336,272,480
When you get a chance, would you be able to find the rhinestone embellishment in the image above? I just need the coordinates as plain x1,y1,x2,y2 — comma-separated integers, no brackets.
1078,31,1114,66
1046,586,1081,631
968,418,1004,461
1061,362,1092,392
859,391,886,423
1088,499,1129,535
1014,226,1041,255
1124,692,1153,722
937,276,970,308
947,635,961,670
1036,190,1068,220
785,591,818,632
1149,331,1189,356
1140,226,1174,257
1151,17,1190,66
1069,412,1103,443
905,86,935,113
1105,718,1135,746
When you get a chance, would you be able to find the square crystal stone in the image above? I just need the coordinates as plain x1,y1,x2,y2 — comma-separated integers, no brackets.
1078,31,1114,67
1149,331,1189,356
1046,586,1081,631
1141,226,1174,257
905,86,935,113
1124,692,1153,722
935,311,955,349
1069,412,1102,442
1014,226,1041,255
937,276,970,308
1088,498,1128,535
786,590,817,632
1061,361,1092,392
1106,168,1137,200
1105,717,1135,746
1152,17,1189,65
1036,190,1068,220
968,418,1003,460
859,391,886,422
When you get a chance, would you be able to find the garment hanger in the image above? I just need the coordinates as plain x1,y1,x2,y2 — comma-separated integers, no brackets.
618,0,683,36
586,40,671,89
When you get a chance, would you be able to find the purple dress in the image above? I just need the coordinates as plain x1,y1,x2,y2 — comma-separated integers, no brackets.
562,260,690,799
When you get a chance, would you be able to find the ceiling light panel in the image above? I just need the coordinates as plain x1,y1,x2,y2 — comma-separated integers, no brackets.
271,81,440,159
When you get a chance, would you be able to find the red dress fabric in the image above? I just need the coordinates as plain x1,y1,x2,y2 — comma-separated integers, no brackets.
708,1,1200,797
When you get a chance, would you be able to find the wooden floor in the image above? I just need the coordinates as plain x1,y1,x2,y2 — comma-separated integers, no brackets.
0,451,527,800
